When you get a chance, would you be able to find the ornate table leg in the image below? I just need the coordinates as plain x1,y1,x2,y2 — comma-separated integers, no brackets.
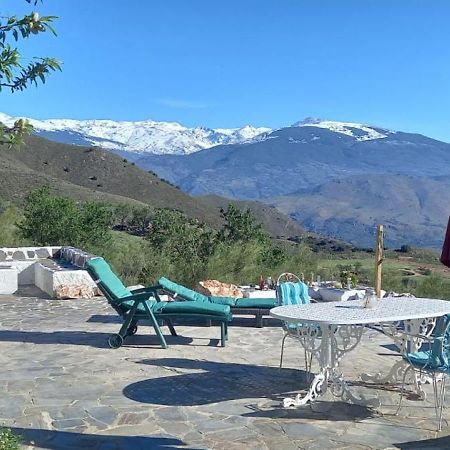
283,323,380,407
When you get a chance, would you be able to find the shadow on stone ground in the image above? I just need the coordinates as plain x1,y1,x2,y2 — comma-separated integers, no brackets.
0,329,199,348
87,313,281,329
124,357,306,406
9,427,193,450
395,434,450,449
242,401,375,421
123,357,372,422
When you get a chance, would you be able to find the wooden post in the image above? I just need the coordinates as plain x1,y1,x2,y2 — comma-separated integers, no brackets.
374,224,384,297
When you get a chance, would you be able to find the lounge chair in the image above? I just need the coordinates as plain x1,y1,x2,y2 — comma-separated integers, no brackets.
158,277,277,327
85,258,232,349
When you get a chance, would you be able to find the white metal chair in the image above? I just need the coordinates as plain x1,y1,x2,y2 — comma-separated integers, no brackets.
276,272,313,373
396,314,450,431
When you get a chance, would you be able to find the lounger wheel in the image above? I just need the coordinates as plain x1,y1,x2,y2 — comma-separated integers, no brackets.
108,334,124,349
127,325,138,336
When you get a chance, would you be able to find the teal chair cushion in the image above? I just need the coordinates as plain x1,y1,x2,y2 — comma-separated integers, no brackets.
208,296,237,306
152,301,231,318
86,257,132,300
233,298,278,309
277,281,310,306
159,277,209,303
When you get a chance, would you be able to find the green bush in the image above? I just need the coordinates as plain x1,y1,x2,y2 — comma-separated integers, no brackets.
17,186,112,248
0,428,21,450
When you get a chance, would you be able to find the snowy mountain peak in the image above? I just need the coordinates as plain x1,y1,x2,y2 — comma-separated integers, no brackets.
292,118,393,142
0,112,271,155
0,111,395,155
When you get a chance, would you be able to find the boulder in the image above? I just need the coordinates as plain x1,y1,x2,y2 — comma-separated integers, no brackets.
198,280,244,298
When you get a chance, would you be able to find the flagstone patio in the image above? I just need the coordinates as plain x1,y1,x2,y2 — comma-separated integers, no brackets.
0,289,449,450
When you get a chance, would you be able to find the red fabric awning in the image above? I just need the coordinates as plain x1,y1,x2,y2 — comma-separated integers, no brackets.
441,215,450,269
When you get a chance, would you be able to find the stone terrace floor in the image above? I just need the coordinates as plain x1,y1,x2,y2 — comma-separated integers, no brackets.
1,290,450,450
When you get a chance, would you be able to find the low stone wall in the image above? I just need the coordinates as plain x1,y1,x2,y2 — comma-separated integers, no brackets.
0,246,60,262
0,247,61,285
0,246,99,299
34,261,99,299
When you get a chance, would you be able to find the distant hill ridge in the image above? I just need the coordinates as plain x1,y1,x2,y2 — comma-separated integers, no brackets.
0,135,306,240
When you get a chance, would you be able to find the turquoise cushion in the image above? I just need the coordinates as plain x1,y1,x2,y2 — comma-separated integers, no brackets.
277,282,310,306
152,300,231,318
233,298,278,309
86,257,132,300
159,277,209,302
209,296,237,306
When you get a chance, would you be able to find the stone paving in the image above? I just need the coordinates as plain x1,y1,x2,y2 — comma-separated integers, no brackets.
1,290,450,449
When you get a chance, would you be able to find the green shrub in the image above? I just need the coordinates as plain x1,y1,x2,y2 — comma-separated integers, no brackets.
0,428,21,450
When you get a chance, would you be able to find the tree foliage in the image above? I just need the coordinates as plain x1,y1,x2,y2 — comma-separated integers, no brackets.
17,186,112,248
0,0,61,145
147,209,215,285
218,204,267,244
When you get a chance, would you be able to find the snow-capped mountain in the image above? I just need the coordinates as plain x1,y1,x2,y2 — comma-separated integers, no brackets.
292,117,394,141
0,112,271,155
0,111,397,155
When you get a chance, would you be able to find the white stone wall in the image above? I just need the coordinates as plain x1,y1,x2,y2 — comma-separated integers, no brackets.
34,262,98,299
0,246,100,299
0,267,18,294
0,246,61,262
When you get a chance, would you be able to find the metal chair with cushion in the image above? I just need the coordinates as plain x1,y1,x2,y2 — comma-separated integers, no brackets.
396,313,450,431
276,272,313,371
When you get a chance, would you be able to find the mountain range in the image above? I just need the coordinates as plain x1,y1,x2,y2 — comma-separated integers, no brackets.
2,112,449,248
0,112,270,155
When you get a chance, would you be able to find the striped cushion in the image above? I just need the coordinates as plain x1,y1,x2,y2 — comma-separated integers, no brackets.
277,281,310,306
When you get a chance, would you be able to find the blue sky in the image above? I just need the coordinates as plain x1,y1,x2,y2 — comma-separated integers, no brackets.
1,0,450,141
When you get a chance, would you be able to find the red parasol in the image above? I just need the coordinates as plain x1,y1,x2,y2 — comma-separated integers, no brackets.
441,215,450,269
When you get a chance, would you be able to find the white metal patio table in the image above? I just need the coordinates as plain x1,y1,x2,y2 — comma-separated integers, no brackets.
270,296,450,408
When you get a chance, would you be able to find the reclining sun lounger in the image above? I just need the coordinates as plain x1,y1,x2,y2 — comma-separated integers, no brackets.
158,277,277,327
86,258,232,348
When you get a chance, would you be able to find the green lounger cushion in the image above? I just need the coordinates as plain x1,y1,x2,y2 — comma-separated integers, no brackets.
208,296,238,306
118,299,230,318
86,257,132,299
234,298,277,309
152,301,231,318
159,277,209,303
209,296,277,309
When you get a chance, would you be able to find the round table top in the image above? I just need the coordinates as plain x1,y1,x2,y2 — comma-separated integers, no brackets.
270,296,450,325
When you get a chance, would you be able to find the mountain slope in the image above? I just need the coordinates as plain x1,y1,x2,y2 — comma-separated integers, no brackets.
270,174,450,248
0,136,224,227
198,195,305,239
131,125,450,199
127,125,450,248
0,135,308,239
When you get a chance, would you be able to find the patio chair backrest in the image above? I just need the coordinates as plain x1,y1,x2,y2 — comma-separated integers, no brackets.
429,314,450,369
276,273,310,306
85,257,132,302
158,277,209,303
276,281,310,306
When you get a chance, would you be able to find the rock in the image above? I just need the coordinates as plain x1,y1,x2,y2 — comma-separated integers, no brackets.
198,280,243,298
55,284,100,299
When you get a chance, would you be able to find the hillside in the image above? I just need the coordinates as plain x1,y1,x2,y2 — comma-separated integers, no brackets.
270,174,450,248
126,125,450,248
198,194,305,238
0,135,309,239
